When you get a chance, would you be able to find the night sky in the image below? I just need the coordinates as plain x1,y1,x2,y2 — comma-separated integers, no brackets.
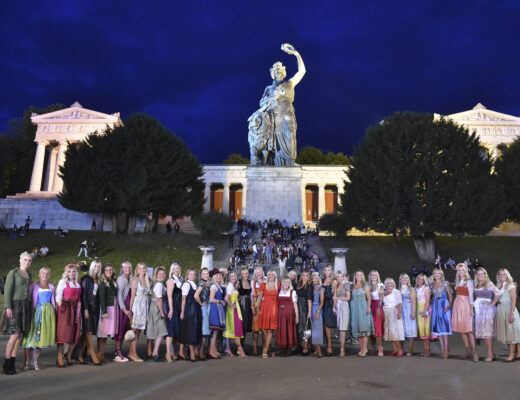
1,0,519,163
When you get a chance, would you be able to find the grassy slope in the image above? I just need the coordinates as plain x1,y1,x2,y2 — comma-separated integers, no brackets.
0,230,224,292
322,236,520,282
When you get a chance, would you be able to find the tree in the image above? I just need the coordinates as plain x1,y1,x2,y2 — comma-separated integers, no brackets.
0,104,63,197
193,211,234,238
495,137,520,223
59,113,204,233
296,146,352,165
340,112,507,261
318,213,350,237
223,153,249,164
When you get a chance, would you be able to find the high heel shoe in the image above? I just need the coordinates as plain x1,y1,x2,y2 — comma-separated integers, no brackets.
128,355,143,362
208,353,221,360
56,359,66,368
472,351,479,362
31,361,40,371
339,348,345,357
262,350,268,359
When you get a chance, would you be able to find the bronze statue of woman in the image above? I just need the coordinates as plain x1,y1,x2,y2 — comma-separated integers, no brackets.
249,43,305,166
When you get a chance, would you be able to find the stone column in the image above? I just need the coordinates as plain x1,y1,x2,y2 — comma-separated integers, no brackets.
52,141,68,193
318,183,326,218
337,182,345,207
43,145,58,191
203,183,211,212
223,183,230,216
199,246,216,270
331,248,349,275
29,141,47,192
241,182,247,218
301,183,307,225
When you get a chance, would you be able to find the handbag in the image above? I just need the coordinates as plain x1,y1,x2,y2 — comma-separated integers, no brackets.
303,317,312,342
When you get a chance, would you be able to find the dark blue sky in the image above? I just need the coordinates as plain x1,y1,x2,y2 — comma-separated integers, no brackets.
1,0,519,163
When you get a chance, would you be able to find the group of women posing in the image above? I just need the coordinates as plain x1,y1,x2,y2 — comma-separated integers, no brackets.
3,254,520,375
334,263,520,362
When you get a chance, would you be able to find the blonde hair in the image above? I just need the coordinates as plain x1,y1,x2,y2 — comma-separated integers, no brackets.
415,273,428,288
253,267,265,282
383,277,396,289
211,270,223,284
431,268,445,284
311,272,322,286
153,266,166,283
398,273,412,290
354,270,366,286
169,262,181,278
227,271,238,288
19,251,33,263
496,268,514,291
455,263,471,286
120,261,133,280
266,270,278,288
474,267,490,289
89,260,101,278
322,265,335,283
61,264,78,283
38,266,51,276
280,276,293,291
369,270,381,284
184,269,196,282
133,262,151,289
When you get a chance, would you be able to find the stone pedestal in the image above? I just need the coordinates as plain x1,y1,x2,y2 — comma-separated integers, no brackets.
199,246,216,270
331,248,349,275
245,166,302,224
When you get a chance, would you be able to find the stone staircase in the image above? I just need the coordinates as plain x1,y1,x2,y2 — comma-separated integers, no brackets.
216,229,331,277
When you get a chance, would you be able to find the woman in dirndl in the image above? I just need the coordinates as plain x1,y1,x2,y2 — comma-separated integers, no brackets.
194,267,211,360
56,264,82,367
179,269,202,361
251,267,266,355
128,262,151,362
78,260,101,365
2,252,32,375
334,271,351,357
22,267,55,371
96,263,119,363
208,269,226,359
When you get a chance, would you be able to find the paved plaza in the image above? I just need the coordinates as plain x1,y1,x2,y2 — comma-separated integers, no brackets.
1,334,519,400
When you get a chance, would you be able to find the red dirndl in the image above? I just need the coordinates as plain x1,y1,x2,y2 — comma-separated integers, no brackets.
56,282,82,344
371,299,384,338
275,292,297,348
258,282,279,330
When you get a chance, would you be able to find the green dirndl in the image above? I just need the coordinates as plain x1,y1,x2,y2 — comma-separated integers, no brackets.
22,290,56,348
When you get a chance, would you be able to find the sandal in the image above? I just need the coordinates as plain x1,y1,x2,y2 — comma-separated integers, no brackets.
32,360,40,371
262,350,268,359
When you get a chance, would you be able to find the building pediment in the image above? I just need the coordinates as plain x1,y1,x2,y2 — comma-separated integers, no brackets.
442,103,520,125
31,101,120,124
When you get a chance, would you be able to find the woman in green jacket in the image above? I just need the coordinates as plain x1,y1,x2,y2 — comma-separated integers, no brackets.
2,252,33,374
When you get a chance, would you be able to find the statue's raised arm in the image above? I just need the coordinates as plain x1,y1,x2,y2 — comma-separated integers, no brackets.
282,43,306,87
